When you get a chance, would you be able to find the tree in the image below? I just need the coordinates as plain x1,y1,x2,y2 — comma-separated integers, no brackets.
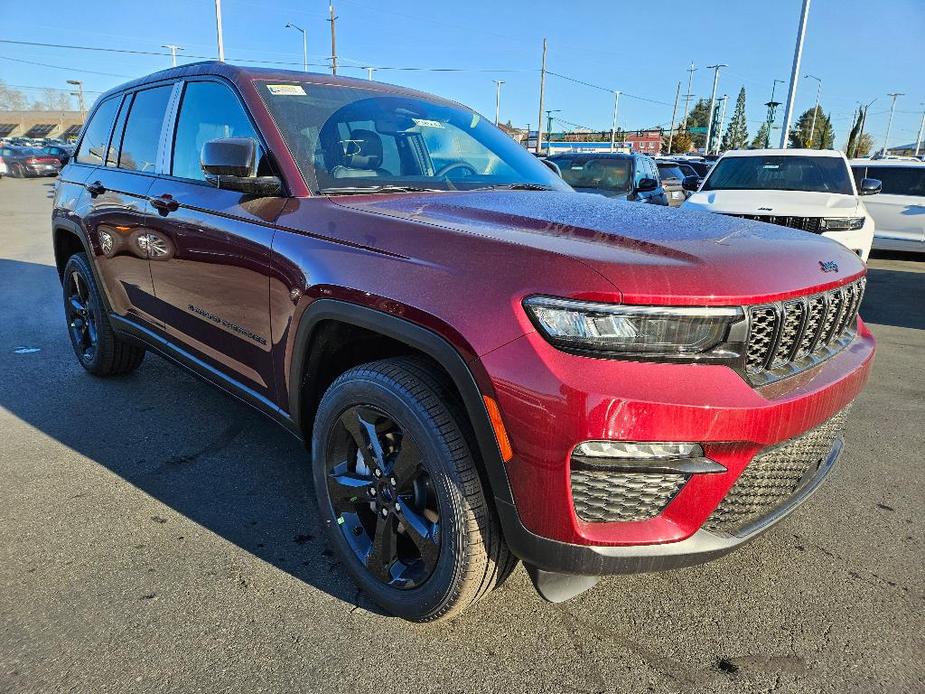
32,88,73,111
662,130,693,154
789,106,835,149
844,108,863,158
855,133,874,157
750,122,770,148
0,80,29,111
685,98,712,148
720,87,749,151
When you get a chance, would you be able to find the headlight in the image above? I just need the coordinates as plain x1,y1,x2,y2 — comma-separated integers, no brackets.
820,217,865,231
523,296,745,359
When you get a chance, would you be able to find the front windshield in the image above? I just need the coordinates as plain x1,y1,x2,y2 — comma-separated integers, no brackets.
702,155,854,195
256,81,567,194
548,157,632,192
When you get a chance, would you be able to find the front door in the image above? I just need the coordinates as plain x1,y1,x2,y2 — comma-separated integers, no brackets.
143,79,286,400
863,165,925,245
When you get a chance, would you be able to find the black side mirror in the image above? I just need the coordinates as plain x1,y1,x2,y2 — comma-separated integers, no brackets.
541,158,562,177
636,177,658,193
681,175,701,192
200,137,282,196
859,177,881,196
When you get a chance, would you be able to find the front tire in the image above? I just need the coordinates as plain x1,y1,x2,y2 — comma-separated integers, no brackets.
311,357,513,621
62,253,145,376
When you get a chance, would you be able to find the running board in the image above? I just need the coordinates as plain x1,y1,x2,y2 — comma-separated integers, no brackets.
525,565,599,603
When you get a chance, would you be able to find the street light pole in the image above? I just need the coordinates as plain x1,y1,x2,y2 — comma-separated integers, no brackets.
493,80,505,126
915,106,925,158
214,0,225,62
715,94,729,152
703,64,726,155
609,90,621,152
66,79,85,122
764,78,785,148
666,81,680,154
856,97,876,158
780,0,812,148
285,23,308,72
328,1,338,76
545,109,561,148
882,92,904,155
535,38,547,155
162,44,184,67
804,74,822,147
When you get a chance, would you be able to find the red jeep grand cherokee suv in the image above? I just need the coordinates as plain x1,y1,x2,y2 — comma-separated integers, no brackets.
52,62,874,621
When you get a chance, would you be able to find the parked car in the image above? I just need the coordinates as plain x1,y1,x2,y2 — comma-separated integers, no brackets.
683,149,878,260
655,160,693,205
0,156,6,179
544,151,668,204
850,159,925,253
42,144,74,167
53,63,875,621
671,157,712,179
0,146,62,177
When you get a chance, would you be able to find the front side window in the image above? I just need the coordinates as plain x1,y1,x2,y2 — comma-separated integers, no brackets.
703,155,854,195
118,86,173,173
866,166,925,197
172,81,260,181
75,97,120,165
550,157,632,193
256,81,566,193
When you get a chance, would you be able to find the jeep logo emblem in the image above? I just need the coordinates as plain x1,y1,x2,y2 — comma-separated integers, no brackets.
819,260,839,273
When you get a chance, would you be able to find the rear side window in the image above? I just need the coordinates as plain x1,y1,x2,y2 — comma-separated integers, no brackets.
171,81,260,181
866,166,925,197
75,97,120,165
118,86,173,173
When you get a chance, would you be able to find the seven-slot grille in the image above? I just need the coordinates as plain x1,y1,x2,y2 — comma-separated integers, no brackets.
722,214,822,233
744,278,865,384
705,406,850,535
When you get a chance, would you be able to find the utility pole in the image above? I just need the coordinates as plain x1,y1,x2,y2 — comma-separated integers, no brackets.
804,74,822,147
328,1,338,75
714,94,729,153
914,106,925,157
285,23,308,72
493,80,505,126
764,78,785,148
681,63,696,130
609,90,621,152
666,81,680,154
67,79,85,122
535,38,547,155
780,0,811,148
703,64,726,155
162,44,184,67
214,0,225,62
882,92,904,155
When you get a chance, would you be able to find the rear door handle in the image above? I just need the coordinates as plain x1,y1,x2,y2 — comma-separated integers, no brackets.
86,180,105,196
150,194,179,214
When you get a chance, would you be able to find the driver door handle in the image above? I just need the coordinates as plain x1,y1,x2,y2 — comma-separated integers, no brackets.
150,194,179,214
86,180,105,196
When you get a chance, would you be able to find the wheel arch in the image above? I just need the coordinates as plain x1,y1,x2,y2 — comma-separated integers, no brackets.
289,299,516,509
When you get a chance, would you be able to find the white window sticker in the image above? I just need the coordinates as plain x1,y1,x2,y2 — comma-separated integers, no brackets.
412,118,444,129
267,84,306,96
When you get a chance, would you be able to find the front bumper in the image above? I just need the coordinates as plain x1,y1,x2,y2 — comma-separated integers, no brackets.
822,220,874,262
23,164,60,177
481,318,874,574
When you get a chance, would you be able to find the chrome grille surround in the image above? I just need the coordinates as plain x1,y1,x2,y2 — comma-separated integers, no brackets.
705,406,851,536
744,278,865,386
570,469,688,523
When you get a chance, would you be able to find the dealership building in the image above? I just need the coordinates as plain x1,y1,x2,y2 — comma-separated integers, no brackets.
0,111,84,140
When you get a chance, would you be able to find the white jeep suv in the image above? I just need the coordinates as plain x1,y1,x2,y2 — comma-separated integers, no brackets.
683,149,879,261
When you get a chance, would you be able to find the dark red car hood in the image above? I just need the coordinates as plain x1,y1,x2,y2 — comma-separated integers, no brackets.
330,190,866,305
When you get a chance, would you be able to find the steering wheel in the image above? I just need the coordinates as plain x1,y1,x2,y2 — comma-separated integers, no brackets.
434,161,479,179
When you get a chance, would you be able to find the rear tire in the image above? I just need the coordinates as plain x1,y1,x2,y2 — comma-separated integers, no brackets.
311,357,513,622
62,253,145,376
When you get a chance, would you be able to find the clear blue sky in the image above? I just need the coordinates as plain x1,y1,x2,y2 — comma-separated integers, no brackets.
2,0,923,149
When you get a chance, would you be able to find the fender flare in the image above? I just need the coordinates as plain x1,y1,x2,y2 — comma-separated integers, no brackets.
288,298,516,509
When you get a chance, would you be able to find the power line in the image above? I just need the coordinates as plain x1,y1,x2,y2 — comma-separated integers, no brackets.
546,70,675,106
0,55,133,78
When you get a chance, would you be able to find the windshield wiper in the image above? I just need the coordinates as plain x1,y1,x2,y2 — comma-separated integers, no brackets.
319,185,444,196
472,183,553,191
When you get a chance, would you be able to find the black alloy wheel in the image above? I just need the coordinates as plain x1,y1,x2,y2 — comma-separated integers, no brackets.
65,268,98,364
324,404,440,589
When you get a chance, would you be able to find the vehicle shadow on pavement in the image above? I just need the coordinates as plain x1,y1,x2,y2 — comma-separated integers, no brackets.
862,257,925,331
0,257,384,615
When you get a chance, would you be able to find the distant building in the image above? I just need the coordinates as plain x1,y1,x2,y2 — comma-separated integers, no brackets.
0,111,84,140
624,129,662,155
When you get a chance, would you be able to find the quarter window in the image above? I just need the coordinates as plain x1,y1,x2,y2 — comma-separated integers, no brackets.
75,97,120,165
172,81,260,181
118,86,173,173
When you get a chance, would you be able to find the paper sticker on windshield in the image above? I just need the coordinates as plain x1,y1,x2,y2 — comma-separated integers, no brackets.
267,84,306,96
761,164,780,169
412,118,444,129
470,113,480,128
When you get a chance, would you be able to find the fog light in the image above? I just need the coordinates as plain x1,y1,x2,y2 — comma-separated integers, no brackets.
572,441,724,474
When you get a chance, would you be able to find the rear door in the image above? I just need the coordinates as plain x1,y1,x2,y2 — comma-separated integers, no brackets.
143,78,286,401
78,85,174,326
863,165,925,245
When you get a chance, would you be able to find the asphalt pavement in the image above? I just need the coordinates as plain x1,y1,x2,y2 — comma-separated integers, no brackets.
1,176,922,694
